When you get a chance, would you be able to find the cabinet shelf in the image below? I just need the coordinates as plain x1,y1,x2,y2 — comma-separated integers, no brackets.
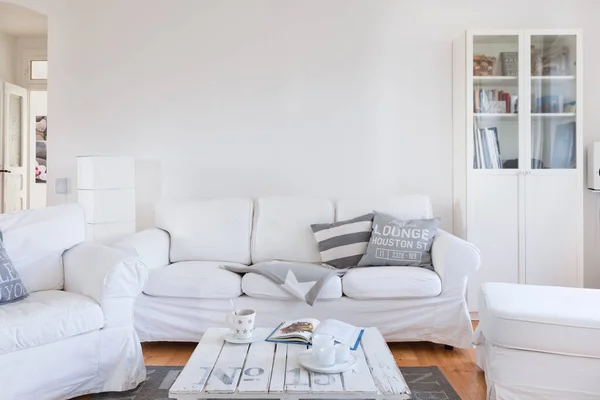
531,113,576,117
531,76,575,80
474,76,518,81
473,113,518,118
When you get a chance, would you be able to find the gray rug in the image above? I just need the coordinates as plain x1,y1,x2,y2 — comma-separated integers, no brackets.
92,366,460,399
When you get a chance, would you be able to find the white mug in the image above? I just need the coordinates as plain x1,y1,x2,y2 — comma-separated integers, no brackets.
312,333,336,367
226,309,256,340
316,343,336,367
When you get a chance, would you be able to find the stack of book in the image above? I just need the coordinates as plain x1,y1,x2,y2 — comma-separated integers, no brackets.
474,88,517,114
474,127,503,169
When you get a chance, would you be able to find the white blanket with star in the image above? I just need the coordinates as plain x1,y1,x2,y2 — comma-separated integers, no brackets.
221,260,347,306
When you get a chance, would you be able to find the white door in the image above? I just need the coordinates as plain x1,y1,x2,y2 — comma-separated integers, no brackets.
1,83,28,213
523,31,582,288
467,174,521,310
525,173,579,287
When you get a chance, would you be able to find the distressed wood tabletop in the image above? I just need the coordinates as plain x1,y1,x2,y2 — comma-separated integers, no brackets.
169,327,411,400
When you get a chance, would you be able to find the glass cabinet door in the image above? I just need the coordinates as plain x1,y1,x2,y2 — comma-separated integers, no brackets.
472,34,520,169
530,34,577,169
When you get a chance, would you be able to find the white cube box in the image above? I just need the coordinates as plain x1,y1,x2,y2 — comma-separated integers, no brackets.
77,156,135,190
78,189,135,224
588,142,600,190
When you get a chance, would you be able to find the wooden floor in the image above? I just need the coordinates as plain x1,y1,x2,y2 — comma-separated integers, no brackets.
76,336,486,400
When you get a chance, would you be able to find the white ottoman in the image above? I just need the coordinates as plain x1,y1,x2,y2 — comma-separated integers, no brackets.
475,282,600,400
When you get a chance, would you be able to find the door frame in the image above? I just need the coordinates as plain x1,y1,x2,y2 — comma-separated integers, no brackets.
0,81,30,213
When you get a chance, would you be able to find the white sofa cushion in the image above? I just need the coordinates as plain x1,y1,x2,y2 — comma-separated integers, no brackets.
242,272,342,300
479,282,600,358
143,261,243,299
0,290,104,355
342,267,442,299
336,195,433,221
156,198,253,264
0,204,86,293
252,197,334,263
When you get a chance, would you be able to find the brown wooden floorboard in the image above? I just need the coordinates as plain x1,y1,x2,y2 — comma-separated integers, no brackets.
74,322,485,399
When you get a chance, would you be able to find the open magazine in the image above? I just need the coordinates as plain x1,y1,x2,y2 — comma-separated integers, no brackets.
265,318,364,350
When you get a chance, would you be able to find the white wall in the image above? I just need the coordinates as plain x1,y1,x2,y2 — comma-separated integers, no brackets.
8,0,600,286
0,30,15,83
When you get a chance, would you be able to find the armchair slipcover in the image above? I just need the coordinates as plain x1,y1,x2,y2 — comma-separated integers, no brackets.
0,204,148,400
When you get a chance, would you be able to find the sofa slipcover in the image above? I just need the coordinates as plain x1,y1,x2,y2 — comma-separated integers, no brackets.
342,266,442,300
121,195,480,348
144,261,244,299
251,196,334,263
0,290,104,355
156,197,253,264
242,272,343,300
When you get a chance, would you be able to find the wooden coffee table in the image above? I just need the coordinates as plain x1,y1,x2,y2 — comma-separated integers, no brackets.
169,327,411,399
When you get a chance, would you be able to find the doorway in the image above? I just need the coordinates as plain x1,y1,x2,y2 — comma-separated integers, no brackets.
0,1,47,212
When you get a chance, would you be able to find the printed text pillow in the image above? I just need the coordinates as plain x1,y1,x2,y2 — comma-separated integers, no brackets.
0,231,28,304
358,212,440,270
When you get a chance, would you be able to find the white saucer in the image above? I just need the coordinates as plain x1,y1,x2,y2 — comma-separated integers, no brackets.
298,350,356,374
223,328,269,344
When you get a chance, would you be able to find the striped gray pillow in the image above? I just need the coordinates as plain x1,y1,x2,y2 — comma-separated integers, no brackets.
311,213,374,269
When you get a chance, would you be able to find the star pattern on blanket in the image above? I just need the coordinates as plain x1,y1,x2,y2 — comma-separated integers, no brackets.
280,270,316,300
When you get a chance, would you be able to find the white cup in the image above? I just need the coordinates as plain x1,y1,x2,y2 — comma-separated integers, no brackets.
226,309,256,340
312,333,335,366
317,343,336,367
335,343,350,363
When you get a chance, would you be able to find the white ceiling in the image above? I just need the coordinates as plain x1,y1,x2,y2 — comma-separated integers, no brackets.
0,2,46,37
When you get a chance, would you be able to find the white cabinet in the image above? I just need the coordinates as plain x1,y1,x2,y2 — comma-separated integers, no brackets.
453,30,583,311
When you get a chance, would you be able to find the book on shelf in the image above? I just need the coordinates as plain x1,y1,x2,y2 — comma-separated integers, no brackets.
542,122,576,169
474,88,514,114
473,127,503,169
266,318,364,350
534,95,564,113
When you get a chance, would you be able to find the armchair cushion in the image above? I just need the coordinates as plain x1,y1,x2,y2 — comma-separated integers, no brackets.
0,290,103,355
0,204,86,293
342,266,441,299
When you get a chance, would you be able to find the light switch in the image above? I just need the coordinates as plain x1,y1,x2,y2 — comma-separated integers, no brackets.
55,178,69,194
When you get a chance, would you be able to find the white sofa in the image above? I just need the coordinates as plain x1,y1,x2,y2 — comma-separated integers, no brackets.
121,195,481,348
0,205,148,400
475,282,600,400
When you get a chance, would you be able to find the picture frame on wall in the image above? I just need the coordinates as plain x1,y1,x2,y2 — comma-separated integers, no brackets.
35,116,47,183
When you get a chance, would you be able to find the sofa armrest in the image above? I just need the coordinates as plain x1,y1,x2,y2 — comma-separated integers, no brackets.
63,242,148,327
112,228,170,269
431,229,481,294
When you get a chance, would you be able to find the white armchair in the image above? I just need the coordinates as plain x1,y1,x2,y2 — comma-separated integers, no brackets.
0,204,148,400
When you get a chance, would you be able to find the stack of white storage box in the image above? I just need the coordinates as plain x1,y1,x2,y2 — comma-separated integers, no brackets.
77,156,135,242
